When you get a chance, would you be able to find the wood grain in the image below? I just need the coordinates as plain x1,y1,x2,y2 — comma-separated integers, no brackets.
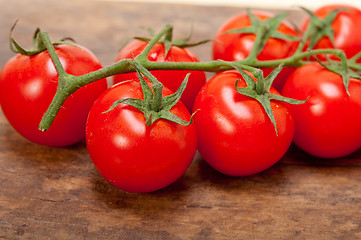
0,0,361,239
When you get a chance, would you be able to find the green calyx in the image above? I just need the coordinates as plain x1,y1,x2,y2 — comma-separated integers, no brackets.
311,49,361,95
348,51,361,74
224,9,300,60
106,59,194,126
226,61,307,135
10,20,75,56
300,7,342,51
299,6,359,95
128,26,209,58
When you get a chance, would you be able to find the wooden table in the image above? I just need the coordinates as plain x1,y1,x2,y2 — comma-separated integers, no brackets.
1,0,360,239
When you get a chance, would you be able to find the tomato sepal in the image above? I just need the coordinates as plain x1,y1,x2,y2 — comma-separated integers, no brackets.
106,59,194,126
128,25,209,58
227,61,307,134
223,10,300,59
311,50,361,94
300,7,342,50
10,20,76,57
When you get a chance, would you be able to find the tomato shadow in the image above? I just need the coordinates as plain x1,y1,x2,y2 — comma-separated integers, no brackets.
195,155,289,193
90,165,194,216
0,122,88,167
90,149,291,215
89,143,361,217
283,143,361,167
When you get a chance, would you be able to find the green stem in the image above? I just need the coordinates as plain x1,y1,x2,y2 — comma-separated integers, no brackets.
37,24,347,131
38,32,75,131
38,85,72,131
152,85,163,112
295,25,309,54
77,59,134,87
136,24,173,61
245,24,267,62
254,70,265,94
38,32,67,76
349,51,361,65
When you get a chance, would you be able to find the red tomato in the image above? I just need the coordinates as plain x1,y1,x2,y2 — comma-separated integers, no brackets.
86,80,197,193
113,39,206,112
212,11,300,91
282,62,361,158
0,44,107,147
193,70,295,176
301,5,361,59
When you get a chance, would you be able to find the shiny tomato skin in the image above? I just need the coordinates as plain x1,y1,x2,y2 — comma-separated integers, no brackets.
301,5,361,59
0,44,107,147
193,70,295,176
213,12,300,91
113,40,206,112
86,80,197,193
282,63,361,159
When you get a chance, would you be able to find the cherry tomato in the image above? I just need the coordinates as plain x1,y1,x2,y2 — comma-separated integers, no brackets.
86,80,197,193
282,62,361,158
0,44,107,147
193,70,295,176
301,5,361,59
113,39,206,112
212,11,300,91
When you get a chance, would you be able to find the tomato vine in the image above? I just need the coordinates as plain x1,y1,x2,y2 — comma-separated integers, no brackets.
3,5,361,186
6,7,361,132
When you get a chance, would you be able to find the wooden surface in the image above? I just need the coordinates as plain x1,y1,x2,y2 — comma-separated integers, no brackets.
1,0,361,239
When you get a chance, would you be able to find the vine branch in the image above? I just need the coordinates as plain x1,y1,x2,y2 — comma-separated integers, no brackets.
36,19,353,131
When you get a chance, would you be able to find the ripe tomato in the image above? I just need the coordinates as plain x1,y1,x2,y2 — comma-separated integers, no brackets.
86,80,197,193
282,62,361,158
0,44,107,147
212,11,300,91
113,39,206,112
193,70,295,176
301,5,361,59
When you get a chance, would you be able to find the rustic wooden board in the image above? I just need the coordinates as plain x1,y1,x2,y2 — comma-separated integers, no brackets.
1,0,361,239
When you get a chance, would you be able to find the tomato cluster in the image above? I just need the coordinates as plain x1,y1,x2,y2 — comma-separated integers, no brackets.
1,4,361,193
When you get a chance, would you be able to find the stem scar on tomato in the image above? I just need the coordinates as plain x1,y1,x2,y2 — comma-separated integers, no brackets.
106,59,195,126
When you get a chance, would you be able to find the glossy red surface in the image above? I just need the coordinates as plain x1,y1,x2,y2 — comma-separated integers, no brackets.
86,80,197,192
0,44,107,146
193,70,295,176
282,62,361,158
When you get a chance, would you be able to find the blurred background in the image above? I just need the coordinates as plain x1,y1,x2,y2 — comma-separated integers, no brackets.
110,0,361,10
1,0,360,68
